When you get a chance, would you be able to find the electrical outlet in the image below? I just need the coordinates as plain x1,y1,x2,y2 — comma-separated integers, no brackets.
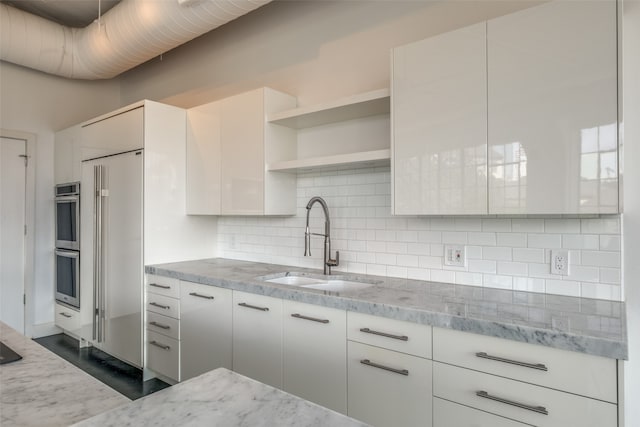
551,250,569,275
444,245,466,267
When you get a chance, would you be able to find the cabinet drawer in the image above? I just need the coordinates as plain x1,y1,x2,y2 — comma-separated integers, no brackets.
433,327,617,403
146,311,179,340
55,303,80,332
347,340,432,427
434,397,529,427
348,311,431,358
146,330,179,382
146,274,180,299
147,293,180,319
433,362,617,427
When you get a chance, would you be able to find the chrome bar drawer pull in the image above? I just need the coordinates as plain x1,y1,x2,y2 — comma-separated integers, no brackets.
149,321,170,330
60,312,72,318
360,359,409,376
150,302,170,309
149,283,171,289
360,327,409,341
150,341,171,351
475,352,548,371
189,292,214,300
238,302,269,312
476,391,548,415
291,313,329,324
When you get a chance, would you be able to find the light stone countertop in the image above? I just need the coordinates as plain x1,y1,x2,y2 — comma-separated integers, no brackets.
0,321,130,427
147,258,627,360
73,367,368,427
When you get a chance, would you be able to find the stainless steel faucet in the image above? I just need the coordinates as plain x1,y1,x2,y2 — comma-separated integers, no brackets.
304,196,339,275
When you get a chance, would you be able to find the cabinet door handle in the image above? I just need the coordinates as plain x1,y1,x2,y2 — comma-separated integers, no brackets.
149,341,171,351
291,313,329,324
149,321,170,330
60,312,72,318
475,352,548,371
149,283,171,289
476,391,548,415
360,359,409,376
189,292,214,300
360,327,408,341
150,302,170,309
238,302,269,311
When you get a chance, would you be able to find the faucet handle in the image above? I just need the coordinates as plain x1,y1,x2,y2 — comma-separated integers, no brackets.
327,251,339,267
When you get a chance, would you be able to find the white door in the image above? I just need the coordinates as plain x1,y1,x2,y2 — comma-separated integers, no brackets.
0,137,26,333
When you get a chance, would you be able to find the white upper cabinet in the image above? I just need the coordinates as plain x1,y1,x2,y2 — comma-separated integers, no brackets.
487,0,618,214
187,88,297,216
80,106,144,160
54,124,82,184
393,22,487,215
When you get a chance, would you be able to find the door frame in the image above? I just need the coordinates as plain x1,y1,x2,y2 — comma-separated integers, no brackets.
1,129,36,337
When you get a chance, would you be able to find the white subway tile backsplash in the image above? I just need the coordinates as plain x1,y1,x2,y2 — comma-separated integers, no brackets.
511,219,544,233
600,235,621,251
528,234,562,249
468,232,496,246
218,167,622,301
513,248,545,263
497,261,528,276
481,219,512,232
544,219,581,234
581,251,621,268
442,231,468,244
562,234,600,250
496,233,527,248
482,247,512,261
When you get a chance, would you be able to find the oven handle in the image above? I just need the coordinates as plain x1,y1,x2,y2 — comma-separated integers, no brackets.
55,195,79,202
55,249,79,258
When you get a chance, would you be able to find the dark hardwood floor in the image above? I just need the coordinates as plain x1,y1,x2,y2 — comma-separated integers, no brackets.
35,333,169,400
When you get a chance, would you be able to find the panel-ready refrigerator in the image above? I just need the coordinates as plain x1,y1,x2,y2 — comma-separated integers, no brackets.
79,149,143,368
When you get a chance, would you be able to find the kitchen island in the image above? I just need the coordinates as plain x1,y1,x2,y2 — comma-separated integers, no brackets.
73,367,368,427
0,321,129,427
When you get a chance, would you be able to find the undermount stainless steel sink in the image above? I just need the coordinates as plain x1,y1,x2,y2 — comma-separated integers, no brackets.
262,273,375,292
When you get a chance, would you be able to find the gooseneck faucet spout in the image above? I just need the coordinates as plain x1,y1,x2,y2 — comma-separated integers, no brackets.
304,196,339,275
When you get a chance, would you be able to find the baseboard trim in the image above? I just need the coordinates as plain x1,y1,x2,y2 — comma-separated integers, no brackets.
31,322,62,338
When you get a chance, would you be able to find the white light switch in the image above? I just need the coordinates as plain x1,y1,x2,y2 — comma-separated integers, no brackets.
444,245,466,267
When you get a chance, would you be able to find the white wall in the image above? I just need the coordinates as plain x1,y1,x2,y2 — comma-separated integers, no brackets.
119,1,541,108
622,0,640,424
0,61,121,331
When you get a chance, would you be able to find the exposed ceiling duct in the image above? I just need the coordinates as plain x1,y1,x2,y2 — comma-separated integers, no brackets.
0,0,270,80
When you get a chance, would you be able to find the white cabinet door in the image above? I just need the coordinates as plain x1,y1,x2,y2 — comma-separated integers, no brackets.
54,124,82,184
487,0,617,214
283,300,347,414
186,101,221,215
220,90,265,215
81,107,144,160
54,303,80,334
393,22,487,215
434,397,529,427
180,281,232,381
347,341,432,427
232,290,283,388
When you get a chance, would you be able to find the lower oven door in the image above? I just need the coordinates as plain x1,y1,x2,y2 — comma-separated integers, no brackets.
55,249,80,309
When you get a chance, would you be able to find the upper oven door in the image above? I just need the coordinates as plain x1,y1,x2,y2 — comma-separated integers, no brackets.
55,195,80,250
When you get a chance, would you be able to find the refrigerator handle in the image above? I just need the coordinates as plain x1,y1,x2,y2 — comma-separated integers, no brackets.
93,164,105,343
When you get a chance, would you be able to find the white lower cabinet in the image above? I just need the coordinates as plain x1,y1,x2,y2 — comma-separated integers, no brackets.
54,303,80,334
283,300,347,414
433,397,529,427
347,340,432,427
146,330,180,381
180,281,232,381
433,362,617,427
232,291,283,388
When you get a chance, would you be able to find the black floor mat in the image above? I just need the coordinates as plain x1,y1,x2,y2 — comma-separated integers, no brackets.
34,333,170,400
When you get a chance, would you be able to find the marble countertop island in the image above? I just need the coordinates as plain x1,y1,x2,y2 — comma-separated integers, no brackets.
147,258,627,359
0,321,129,427
73,368,368,427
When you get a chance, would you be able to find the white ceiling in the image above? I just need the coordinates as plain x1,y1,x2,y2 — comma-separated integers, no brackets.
1,0,120,27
